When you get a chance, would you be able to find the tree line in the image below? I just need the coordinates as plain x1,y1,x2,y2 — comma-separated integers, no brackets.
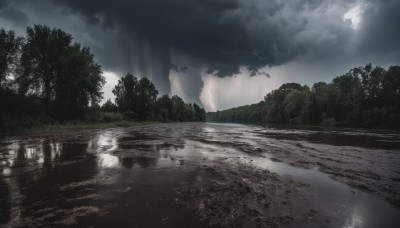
103,73,206,122
207,64,400,128
0,25,205,130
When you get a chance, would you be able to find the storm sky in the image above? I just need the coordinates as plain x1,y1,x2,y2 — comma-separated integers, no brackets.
1,0,399,111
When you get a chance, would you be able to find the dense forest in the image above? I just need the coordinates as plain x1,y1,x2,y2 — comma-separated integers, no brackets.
0,25,205,131
208,64,400,128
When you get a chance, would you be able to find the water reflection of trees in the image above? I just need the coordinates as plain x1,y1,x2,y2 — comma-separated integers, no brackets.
1,139,64,173
0,137,99,226
117,132,186,169
0,130,187,224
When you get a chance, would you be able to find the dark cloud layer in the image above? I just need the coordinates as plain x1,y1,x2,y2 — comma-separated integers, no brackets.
357,0,400,58
54,0,347,75
52,0,400,74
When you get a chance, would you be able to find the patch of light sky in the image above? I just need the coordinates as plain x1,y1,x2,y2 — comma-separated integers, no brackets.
343,1,368,30
101,71,120,104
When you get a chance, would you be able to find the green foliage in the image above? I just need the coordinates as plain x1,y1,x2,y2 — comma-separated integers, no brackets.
137,77,158,120
208,64,400,129
0,25,106,131
0,28,23,90
95,112,124,123
112,73,160,120
112,73,138,114
14,25,105,120
101,99,119,112
156,95,174,121
112,74,206,122
0,114,55,131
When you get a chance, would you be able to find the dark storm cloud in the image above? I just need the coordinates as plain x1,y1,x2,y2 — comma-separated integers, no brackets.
2,0,400,74
0,1,29,26
357,0,400,60
56,0,400,78
55,0,346,76
0,0,9,8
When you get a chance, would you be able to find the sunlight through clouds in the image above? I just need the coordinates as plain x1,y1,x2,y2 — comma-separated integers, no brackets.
344,2,367,30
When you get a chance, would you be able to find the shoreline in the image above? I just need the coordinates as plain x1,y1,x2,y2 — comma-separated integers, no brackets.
207,121,400,132
3,120,399,138
0,121,159,138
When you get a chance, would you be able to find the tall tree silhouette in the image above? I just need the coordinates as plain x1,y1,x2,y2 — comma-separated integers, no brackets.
136,77,158,120
112,73,138,116
16,25,104,119
0,29,23,90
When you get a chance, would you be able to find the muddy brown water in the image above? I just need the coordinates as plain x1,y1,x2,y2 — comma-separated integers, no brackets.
1,123,400,227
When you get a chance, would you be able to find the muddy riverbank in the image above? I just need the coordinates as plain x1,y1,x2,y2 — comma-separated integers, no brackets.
1,123,400,227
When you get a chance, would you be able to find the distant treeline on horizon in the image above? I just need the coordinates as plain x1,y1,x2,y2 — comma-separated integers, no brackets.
207,64,400,129
0,25,205,130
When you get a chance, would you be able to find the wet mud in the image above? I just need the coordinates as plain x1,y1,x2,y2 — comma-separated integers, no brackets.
1,123,400,227
176,163,299,227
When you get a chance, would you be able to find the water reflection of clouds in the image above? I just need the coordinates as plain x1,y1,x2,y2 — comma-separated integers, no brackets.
2,167,11,175
90,131,191,169
95,143,187,169
343,206,362,228
89,132,121,168
7,141,20,152
89,132,118,154
159,149,169,158
202,127,216,133
156,149,177,168
99,153,119,168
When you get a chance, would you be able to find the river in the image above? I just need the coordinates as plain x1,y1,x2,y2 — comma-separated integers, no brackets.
1,123,399,227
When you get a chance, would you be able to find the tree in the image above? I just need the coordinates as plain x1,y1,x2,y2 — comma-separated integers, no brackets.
112,73,138,114
112,74,158,120
101,99,118,112
362,66,385,107
283,90,310,122
137,77,158,120
193,103,206,121
208,64,400,128
332,73,363,122
156,95,173,121
263,83,306,122
17,25,70,102
16,25,104,119
171,95,186,121
53,44,104,119
382,65,400,109
0,29,23,90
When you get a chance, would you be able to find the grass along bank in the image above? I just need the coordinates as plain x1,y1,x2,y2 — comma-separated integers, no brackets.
0,120,158,137
0,112,158,137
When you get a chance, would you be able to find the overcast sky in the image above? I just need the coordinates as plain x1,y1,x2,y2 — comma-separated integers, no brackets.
1,0,399,111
